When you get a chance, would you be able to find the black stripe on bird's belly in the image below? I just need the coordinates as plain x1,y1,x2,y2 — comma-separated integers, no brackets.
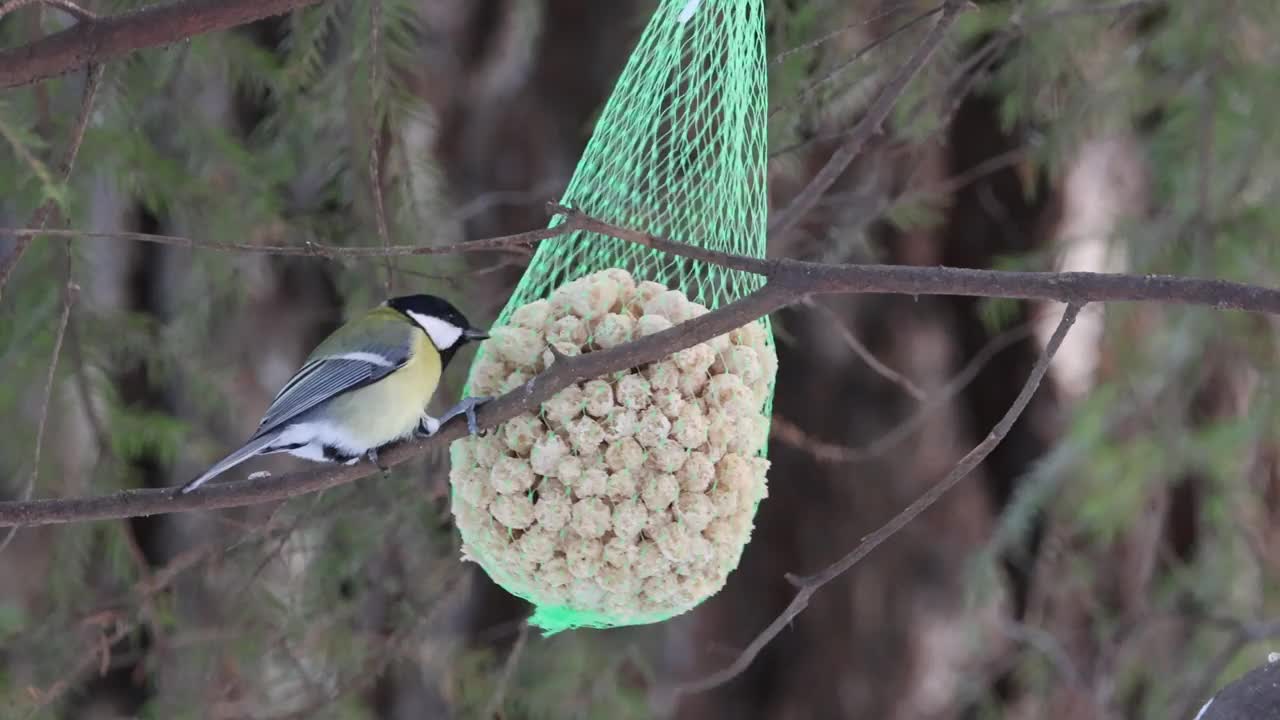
323,445,360,463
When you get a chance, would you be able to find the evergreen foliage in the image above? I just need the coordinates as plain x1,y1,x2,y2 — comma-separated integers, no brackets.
0,0,1277,716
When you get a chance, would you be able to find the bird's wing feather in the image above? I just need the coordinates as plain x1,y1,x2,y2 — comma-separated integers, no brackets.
179,431,283,494
253,334,412,436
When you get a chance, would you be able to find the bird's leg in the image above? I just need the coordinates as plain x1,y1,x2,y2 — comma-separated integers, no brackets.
416,414,441,438
435,395,493,436
366,446,391,480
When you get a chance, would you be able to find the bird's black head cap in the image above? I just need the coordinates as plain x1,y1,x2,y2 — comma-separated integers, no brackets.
386,294,488,363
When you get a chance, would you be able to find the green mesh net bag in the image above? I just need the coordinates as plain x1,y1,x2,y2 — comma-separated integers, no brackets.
449,0,773,634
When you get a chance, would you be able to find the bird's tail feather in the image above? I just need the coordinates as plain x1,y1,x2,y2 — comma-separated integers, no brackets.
179,431,282,494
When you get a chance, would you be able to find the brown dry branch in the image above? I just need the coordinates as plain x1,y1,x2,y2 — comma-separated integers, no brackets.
803,297,927,400
658,304,1083,702
0,207,1277,529
0,0,324,88
770,321,1033,463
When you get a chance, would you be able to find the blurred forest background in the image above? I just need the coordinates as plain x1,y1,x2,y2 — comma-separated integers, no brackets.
2,0,1280,718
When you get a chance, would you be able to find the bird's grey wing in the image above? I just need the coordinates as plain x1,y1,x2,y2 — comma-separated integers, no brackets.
252,341,411,437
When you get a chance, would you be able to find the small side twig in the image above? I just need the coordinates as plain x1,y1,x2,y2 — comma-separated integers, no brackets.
658,303,1081,702
802,297,925,400
0,277,77,555
770,322,1032,463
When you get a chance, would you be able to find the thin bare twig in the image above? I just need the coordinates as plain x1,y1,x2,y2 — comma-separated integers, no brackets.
0,0,96,20
0,0,36,18
12,203,1280,318
803,297,926,400
768,0,967,240
0,62,102,301
768,4,945,121
558,205,1280,314
0,275,76,554
771,0,923,65
659,304,1082,702
42,0,94,20
770,322,1033,463
0,64,98,549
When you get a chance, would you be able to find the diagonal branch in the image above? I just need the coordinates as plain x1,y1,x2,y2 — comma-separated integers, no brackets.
767,0,968,240
0,282,793,527
0,0,325,89
658,304,1083,702
0,275,77,553
803,297,926,400
770,322,1034,463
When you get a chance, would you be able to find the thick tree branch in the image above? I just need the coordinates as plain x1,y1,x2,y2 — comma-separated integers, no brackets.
658,304,1083,702
0,0,324,89
560,205,1280,315
0,282,793,527
1,208,1278,527
11,205,1280,318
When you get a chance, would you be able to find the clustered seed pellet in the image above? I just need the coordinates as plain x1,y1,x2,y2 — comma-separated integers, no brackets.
449,269,776,623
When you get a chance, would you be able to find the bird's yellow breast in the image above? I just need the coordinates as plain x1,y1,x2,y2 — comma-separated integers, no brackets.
325,330,441,448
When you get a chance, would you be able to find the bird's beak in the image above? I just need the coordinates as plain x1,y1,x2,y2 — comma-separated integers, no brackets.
463,327,490,342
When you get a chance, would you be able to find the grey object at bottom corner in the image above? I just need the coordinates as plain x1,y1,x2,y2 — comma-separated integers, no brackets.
1195,655,1280,720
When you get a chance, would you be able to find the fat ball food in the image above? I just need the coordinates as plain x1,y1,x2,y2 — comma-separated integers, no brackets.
450,269,775,627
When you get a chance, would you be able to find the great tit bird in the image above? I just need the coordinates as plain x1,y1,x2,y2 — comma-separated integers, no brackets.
178,294,490,494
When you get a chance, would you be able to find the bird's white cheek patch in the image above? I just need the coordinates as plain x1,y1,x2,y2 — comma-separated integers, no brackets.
409,311,463,349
